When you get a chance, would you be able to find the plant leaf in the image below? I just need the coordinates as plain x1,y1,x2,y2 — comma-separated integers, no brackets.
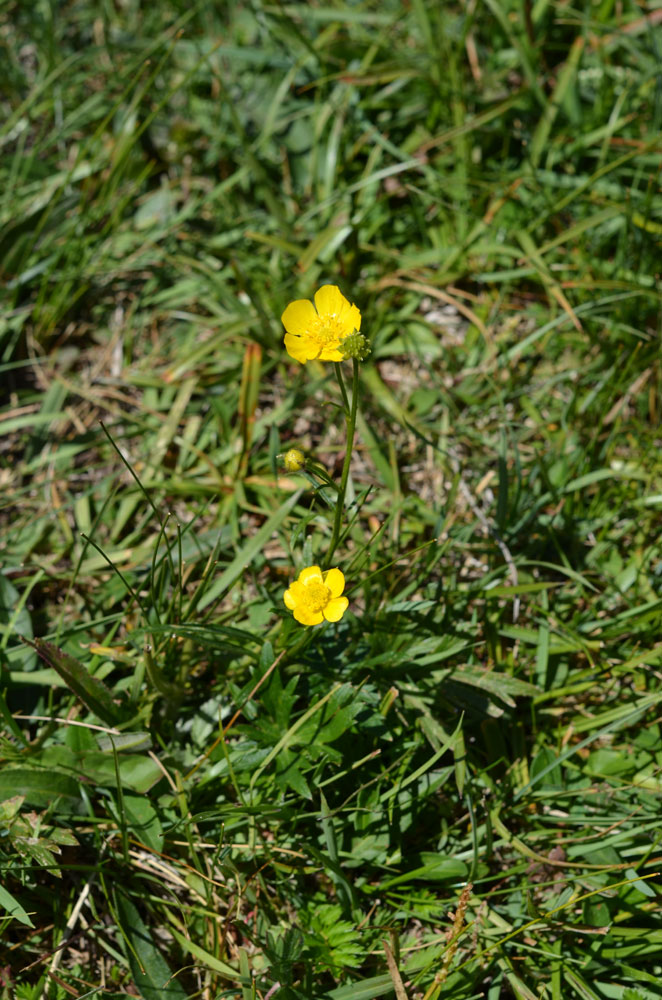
116,893,188,1000
0,882,34,927
28,638,123,725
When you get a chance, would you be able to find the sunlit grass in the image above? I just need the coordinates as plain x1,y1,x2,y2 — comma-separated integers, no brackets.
1,1,662,998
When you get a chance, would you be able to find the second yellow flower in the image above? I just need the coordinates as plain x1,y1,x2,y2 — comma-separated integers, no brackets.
281,285,361,364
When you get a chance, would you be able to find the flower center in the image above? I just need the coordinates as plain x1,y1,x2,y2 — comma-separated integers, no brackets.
301,580,331,613
312,315,346,348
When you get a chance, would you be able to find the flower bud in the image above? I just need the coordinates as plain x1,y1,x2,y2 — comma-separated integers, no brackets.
281,448,305,472
340,332,370,361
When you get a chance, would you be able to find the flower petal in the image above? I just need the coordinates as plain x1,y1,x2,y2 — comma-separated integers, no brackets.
294,606,324,626
323,568,345,598
318,344,345,362
282,299,317,336
290,580,307,598
284,333,315,364
283,587,297,610
338,302,361,337
323,597,348,623
314,284,348,320
299,565,323,586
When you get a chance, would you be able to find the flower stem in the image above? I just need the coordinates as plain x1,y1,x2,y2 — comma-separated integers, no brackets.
326,359,359,568
334,361,351,416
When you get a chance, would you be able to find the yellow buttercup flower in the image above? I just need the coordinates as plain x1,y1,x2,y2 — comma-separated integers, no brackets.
284,565,349,626
282,285,361,364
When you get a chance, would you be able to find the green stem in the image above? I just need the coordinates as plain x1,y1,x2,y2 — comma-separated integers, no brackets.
334,361,351,415
326,359,359,568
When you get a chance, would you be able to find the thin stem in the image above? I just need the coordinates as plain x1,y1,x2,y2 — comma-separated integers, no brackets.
334,361,351,416
326,359,359,568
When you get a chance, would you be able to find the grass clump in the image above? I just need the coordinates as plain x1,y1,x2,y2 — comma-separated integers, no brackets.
2,1,662,998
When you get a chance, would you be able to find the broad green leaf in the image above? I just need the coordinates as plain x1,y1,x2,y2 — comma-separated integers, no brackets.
0,768,82,813
39,745,163,793
0,795,24,822
327,975,396,999
123,796,164,853
14,745,162,794
0,883,34,927
530,748,563,788
116,893,187,1000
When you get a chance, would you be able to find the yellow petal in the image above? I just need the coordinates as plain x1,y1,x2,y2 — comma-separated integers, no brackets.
338,302,361,337
284,333,314,364
299,565,323,585
323,568,345,598
294,606,324,626
282,299,317,336
319,344,345,362
314,285,348,319
323,597,348,623
283,588,297,610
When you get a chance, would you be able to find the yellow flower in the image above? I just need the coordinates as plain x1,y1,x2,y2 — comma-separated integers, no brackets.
284,565,349,626
281,285,361,364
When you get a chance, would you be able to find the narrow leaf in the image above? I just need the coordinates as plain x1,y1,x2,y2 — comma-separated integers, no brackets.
27,638,122,725
116,894,187,1000
168,925,247,982
197,490,302,610
0,883,34,927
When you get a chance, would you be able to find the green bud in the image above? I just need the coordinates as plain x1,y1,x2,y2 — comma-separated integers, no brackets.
281,448,306,472
340,332,371,361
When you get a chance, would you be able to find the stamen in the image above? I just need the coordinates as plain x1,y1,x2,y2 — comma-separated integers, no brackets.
312,316,346,349
302,580,331,613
